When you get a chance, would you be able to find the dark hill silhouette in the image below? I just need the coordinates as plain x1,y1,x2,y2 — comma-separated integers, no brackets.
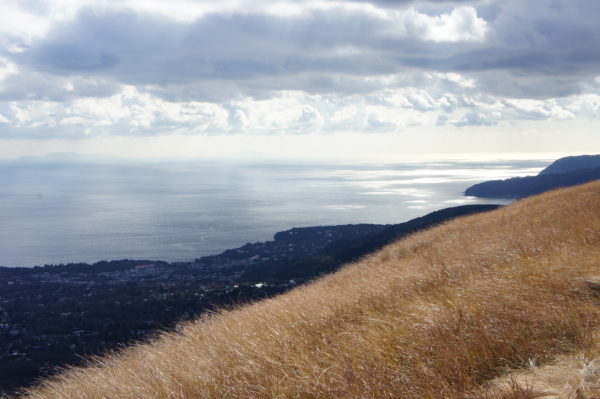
465,155,600,199
539,154,600,175
241,204,500,281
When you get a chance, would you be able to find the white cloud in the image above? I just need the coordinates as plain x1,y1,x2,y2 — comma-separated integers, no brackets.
0,4,50,41
564,94,600,115
0,58,18,81
451,110,500,127
3,75,600,139
400,6,488,42
437,72,476,89
0,0,599,151
505,99,575,121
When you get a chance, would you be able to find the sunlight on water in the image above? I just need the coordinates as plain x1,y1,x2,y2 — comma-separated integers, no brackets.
0,157,550,267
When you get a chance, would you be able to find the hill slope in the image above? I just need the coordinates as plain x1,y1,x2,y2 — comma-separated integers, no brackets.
241,204,500,281
0,205,499,395
20,182,600,399
464,166,600,199
538,154,600,175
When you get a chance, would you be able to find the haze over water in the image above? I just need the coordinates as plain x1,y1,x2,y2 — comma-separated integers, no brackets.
0,156,549,267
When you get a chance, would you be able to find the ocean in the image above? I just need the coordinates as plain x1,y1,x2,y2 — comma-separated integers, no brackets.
0,156,549,267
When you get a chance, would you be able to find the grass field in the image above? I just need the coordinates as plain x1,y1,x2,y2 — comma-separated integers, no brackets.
18,181,600,399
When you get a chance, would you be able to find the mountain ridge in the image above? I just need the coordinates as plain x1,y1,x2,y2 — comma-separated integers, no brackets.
538,154,600,175
465,154,600,199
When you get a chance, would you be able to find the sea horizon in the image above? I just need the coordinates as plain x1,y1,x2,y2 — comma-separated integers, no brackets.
0,154,554,268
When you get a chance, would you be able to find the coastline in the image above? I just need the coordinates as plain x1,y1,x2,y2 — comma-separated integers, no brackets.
0,204,499,394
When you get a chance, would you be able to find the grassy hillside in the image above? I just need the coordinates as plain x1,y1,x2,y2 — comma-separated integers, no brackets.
18,182,600,399
241,204,500,281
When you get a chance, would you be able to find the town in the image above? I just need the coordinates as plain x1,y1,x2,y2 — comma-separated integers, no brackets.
0,223,387,394
0,204,498,395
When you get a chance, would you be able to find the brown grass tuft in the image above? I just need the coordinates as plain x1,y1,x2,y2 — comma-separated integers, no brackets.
17,181,600,399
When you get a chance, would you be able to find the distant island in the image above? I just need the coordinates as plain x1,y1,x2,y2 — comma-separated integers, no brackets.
465,154,600,199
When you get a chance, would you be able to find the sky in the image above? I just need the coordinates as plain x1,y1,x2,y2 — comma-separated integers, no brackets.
0,0,599,160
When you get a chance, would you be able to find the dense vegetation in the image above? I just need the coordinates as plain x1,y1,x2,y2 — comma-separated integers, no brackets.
17,182,600,399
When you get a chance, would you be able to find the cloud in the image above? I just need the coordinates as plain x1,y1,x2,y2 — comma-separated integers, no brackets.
14,6,488,94
0,65,121,102
504,98,575,121
12,0,600,101
1,0,600,139
450,110,499,127
400,5,487,42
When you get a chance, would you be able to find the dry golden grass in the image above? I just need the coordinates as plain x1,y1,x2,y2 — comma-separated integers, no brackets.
478,352,600,399
18,181,600,399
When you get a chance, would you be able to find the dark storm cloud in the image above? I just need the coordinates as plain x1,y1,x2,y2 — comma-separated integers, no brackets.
21,9,399,81
6,0,600,101
12,7,480,101
5,8,408,102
